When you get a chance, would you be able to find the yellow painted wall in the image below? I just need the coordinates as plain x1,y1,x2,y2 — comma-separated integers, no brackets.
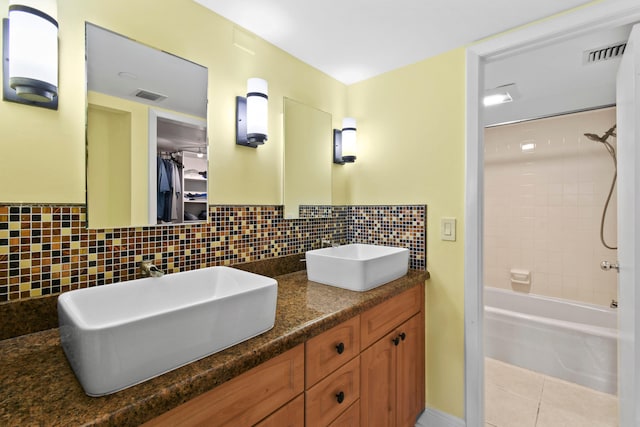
347,48,467,417
0,0,347,204
87,91,149,227
87,104,132,227
2,0,465,415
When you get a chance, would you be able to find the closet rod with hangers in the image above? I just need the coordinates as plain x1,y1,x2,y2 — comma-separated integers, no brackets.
158,151,184,168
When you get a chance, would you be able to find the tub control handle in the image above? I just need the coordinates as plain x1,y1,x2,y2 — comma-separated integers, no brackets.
600,260,619,272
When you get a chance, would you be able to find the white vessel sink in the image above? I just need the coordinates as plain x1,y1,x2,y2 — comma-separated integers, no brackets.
306,244,409,292
58,266,277,396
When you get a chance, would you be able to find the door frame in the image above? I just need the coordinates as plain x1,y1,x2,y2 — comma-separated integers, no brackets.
615,23,640,427
464,1,640,424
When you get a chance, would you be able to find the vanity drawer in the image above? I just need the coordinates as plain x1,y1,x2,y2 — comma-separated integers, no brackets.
306,315,360,387
328,400,360,427
305,356,360,427
144,345,304,426
360,286,421,350
256,394,305,427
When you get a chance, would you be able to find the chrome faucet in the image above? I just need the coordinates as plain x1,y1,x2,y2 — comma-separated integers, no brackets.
321,239,338,248
140,260,164,278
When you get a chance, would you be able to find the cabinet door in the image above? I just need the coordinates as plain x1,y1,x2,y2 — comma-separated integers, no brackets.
396,314,424,427
360,330,397,427
361,313,425,427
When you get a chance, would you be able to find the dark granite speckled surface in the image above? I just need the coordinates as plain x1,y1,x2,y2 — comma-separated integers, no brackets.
0,295,59,340
0,269,427,426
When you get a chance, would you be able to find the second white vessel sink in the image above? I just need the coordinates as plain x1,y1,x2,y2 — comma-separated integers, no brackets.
58,266,277,396
306,244,409,292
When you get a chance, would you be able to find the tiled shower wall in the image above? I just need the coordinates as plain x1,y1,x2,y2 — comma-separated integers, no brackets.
0,205,426,302
484,107,617,306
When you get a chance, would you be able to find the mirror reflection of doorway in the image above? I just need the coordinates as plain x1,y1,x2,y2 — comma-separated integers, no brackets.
149,113,207,225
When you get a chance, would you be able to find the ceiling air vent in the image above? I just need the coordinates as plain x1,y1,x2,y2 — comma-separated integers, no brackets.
133,89,168,102
583,42,626,65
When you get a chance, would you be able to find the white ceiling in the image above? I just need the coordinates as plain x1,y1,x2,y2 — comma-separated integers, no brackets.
156,117,207,154
194,0,596,84
484,23,632,125
86,23,208,119
85,2,636,136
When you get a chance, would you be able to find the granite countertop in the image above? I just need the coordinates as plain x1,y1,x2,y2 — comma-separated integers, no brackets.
0,269,428,426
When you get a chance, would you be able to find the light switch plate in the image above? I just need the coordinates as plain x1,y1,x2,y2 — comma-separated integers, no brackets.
441,217,456,241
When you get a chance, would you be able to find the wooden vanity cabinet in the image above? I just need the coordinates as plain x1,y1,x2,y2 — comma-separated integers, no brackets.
145,284,424,427
305,285,424,427
361,314,424,427
360,286,425,427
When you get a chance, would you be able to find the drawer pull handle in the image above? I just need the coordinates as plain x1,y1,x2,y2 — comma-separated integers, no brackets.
392,336,400,346
336,391,345,404
336,342,345,354
400,332,406,341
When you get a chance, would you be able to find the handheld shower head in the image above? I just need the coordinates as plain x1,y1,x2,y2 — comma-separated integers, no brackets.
603,124,617,139
584,124,617,143
583,123,618,250
584,133,604,142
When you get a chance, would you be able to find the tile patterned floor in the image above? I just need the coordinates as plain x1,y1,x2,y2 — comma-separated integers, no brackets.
485,358,619,427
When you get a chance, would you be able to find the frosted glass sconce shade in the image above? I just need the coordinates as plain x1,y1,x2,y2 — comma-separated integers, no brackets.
3,4,58,109
246,78,268,143
341,118,357,162
333,117,357,164
236,77,268,148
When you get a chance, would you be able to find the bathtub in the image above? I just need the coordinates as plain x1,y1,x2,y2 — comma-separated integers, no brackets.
484,287,618,394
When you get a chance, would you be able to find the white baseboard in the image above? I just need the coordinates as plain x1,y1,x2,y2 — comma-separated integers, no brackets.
416,407,465,427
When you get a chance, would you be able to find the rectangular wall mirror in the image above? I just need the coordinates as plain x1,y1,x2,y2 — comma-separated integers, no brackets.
283,98,332,219
85,23,208,229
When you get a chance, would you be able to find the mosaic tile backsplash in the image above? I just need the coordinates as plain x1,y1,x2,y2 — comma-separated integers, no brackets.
0,205,426,302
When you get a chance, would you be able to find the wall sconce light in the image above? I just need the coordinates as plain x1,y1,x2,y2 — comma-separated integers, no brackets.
333,117,357,164
2,4,59,110
236,77,268,148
